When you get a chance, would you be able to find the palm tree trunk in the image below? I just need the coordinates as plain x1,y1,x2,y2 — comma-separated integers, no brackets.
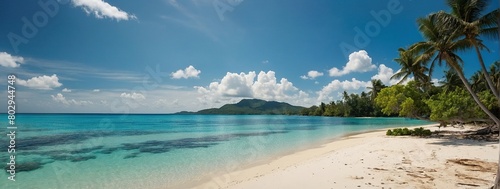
474,44,500,105
452,64,500,189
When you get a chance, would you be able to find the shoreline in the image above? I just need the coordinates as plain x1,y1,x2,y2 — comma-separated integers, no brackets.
188,124,498,189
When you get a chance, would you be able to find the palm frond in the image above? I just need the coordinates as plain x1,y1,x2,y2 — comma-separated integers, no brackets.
391,71,408,80
481,27,499,39
479,8,499,29
452,38,474,53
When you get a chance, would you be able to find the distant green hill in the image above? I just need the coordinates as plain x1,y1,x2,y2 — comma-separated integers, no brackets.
179,99,305,115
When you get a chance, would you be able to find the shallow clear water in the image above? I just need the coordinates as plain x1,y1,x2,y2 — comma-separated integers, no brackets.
0,114,432,188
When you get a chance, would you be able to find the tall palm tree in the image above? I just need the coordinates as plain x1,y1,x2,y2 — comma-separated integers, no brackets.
440,0,500,104
471,70,487,92
490,61,500,94
476,61,500,93
367,79,386,100
412,13,500,126
391,47,430,87
440,69,464,93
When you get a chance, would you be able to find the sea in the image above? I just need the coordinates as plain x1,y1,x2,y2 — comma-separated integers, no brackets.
0,114,432,189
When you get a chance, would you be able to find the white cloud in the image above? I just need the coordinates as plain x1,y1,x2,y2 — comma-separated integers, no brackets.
329,50,376,77
301,70,324,80
51,93,93,106
371,64,401,86
0,52,24,68
119,92,146,109
17,74,62,90
197,71,255,98
62,88,72,92
262,60,269,64
120,92,146,100
317,78,370,102
51,93,68,105
72,0,137,21
93,89,100,92
432,78,443,87
252,71,299,101
196,70,306,103
171,65,201,79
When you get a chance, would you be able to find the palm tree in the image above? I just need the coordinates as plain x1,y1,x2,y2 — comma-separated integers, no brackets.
471,61,500,93
391,48,430,86
413,13,500,188
439,69,464,93
440,0,500,104
412,13,500,126
490,61,500,94
367,79,386,100
471,71,487,92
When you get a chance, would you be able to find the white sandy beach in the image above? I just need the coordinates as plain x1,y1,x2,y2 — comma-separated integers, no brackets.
192,124,499,189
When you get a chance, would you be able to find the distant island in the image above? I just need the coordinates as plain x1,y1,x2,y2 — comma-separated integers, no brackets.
176,99,305,115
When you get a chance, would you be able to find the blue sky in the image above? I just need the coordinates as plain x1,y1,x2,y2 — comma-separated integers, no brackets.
0,0,498,113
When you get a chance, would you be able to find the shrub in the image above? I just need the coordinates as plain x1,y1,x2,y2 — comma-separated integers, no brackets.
386,129,393,136
402,128,411,135
421,129,432,136
386,127,432,137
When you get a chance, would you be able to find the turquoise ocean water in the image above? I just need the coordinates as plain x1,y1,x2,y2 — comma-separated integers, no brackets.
0,114,432,188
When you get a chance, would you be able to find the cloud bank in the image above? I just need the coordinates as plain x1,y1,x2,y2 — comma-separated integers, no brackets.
52,93,93,106
196,71,306,104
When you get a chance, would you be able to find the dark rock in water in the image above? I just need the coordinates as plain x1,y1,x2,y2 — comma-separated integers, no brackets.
124,152,140,159
17,133,93,150
51,154,75,161
70,155,96,162
16,130,172,151
18,162,43,172
51,154,97,162
99,147,119,154
69,146,104,154
121,143,140,151
117,131,288,156
5,161,43,172
138,147,170,154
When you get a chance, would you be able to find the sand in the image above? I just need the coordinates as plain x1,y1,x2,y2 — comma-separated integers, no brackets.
192,124,499,189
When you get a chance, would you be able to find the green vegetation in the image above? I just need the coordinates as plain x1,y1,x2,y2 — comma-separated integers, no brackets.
189,99,304,115
374,81,431,118
425,88,487,122
386,127,432,137
300,80,385,117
